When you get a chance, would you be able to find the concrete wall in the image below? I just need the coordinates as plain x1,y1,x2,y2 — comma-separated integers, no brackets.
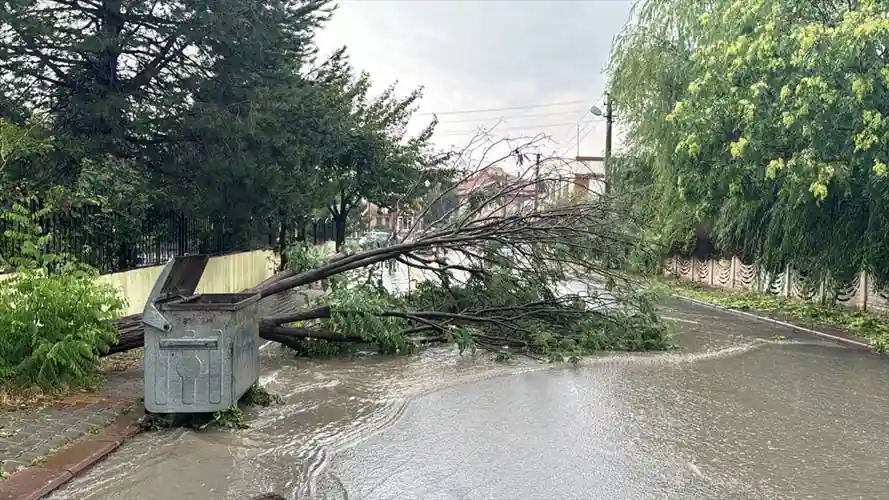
100,242,336,316
97,249,278,316
0,242,337,317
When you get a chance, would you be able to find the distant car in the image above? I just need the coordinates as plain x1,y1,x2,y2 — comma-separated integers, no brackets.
359,230,391,248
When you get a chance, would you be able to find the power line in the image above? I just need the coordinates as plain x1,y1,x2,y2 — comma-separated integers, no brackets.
438,109,587,125
434,120,587,137
416,99,590,117
558,112,593,155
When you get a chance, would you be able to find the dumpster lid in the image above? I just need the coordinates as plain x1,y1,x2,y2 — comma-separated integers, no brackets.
149,254,210,303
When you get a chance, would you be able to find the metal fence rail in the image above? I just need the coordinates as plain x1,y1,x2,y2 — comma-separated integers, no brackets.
0,204,338,274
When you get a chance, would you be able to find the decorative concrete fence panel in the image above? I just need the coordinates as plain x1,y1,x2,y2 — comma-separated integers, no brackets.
866,279,889,314
664,255,889,313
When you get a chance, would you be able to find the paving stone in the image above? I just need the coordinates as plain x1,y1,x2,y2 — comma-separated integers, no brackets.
0,369,142,483
0,466,73,500
18,451,49,468
1,459,26,474
61,428,84,442
78,414,113,430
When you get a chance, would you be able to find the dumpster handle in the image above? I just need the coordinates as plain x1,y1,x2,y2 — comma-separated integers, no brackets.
160,338,219,349
142,302,172,332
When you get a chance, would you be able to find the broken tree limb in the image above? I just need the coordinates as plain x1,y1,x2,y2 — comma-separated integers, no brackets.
101,134,671,361
258,325,366,344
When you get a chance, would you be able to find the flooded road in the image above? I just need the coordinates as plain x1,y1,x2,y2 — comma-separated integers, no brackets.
50,296,889,499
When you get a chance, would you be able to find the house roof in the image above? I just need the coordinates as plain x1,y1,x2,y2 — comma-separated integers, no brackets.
457,166,537,198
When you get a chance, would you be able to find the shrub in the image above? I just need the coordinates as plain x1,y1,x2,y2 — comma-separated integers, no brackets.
0,198,126,391
0,269,125,389
285,242,326,273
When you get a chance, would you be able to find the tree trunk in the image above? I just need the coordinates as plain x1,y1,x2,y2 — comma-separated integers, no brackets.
276,209,289,272
334,211,347,252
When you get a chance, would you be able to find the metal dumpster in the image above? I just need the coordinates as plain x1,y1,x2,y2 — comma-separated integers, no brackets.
142,254,261,414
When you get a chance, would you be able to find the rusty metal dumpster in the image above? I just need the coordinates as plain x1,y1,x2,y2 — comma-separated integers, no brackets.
141,255,261,414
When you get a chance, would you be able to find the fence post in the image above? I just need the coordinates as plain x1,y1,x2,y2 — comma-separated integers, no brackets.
755,263,763,292
784,264,791,297
859,271,869,311
690,255,697,282
759,264,768,293
729,256,737,289
708,258,715,286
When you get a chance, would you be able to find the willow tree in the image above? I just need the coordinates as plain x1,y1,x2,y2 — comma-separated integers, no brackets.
609,0,889,283
607,0,713,256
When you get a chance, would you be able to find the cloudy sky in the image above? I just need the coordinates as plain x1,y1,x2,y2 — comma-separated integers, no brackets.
315,0,634,163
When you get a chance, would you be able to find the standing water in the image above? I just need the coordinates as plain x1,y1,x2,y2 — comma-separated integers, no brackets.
48,270,889,499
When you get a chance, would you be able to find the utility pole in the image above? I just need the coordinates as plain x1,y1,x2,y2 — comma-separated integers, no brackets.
533,152,541,211
586,93,615,195
604,93,613,194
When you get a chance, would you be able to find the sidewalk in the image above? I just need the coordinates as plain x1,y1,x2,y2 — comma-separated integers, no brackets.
665,280,881,351
0,288,315,499
675,294,874,350
0,364,144,499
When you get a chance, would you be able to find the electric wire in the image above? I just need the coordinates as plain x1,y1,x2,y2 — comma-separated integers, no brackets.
415,99,590,117
437,109,586,125
558,111,593,155
434,120,588,137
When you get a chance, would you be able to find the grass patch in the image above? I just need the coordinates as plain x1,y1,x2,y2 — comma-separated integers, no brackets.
667,280,889,353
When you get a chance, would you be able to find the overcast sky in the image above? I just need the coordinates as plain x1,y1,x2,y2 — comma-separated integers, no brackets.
315,0,634,164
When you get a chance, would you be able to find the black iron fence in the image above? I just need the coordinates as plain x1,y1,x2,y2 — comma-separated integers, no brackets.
298,218,337,246
0,204,338,274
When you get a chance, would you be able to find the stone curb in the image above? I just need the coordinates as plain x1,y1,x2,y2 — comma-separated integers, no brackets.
674,295,873,350
0,406,144,500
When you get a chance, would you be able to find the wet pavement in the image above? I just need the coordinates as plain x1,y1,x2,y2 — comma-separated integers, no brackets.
321,300,889,500
45,293,889,500
0,288,314,477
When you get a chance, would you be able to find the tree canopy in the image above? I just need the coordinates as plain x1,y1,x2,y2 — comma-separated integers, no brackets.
0,0,442,263
609,0,889,283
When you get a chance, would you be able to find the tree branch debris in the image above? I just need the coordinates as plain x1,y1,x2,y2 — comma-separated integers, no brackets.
106,135,671,362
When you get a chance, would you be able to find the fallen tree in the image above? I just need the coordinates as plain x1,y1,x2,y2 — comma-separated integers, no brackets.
105,135,672,361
